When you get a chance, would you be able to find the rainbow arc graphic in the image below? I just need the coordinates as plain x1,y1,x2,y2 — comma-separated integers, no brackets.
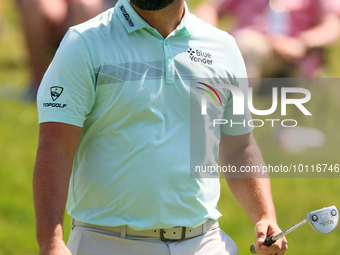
197,82,222,115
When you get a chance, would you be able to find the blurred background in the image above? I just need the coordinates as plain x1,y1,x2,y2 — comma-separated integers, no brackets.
0,0,339,254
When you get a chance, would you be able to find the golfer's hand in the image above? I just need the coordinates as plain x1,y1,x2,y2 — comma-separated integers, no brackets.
39,237,72,255
253,220,288,255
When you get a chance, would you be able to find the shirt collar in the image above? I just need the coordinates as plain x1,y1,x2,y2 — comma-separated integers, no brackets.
115,0,197,36
176,2,197,36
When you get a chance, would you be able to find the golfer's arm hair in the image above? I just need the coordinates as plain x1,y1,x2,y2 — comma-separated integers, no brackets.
219,131,277,224
33,122,82,249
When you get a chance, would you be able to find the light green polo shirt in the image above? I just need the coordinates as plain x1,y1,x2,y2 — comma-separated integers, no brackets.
37,0,253,230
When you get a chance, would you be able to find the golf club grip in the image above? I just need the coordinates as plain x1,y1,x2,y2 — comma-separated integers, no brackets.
250,236,276,254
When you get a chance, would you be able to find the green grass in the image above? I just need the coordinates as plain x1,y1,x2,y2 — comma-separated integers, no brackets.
0,0,339,254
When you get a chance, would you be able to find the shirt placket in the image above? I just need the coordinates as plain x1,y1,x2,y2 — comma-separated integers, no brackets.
163,38,175,85
145,27,177,85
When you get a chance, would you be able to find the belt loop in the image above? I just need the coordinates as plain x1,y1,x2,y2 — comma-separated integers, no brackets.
202,221,208,233
121,225,127,238
181,227,186,240
71,218,75,230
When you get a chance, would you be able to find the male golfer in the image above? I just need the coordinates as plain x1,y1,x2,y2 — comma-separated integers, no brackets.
33,0,288,254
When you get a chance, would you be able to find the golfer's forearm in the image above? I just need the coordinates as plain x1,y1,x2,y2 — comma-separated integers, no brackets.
226,177,276,224
222,143,276,223
33,144,73,248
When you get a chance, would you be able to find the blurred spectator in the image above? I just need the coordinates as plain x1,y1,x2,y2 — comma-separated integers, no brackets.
16,0,118,100
196,0,340,85
196,0,340,153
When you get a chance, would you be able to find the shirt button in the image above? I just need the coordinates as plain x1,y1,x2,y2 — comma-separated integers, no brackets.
165,40,168,45
167,57,171,63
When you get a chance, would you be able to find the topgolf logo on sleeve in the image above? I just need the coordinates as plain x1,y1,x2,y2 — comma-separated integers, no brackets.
42,86,67,109
50,86,64,101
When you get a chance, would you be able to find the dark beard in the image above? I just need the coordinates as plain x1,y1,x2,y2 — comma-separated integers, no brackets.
130,0,175,11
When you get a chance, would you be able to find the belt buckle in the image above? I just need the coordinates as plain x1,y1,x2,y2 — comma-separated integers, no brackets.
160,227,186,242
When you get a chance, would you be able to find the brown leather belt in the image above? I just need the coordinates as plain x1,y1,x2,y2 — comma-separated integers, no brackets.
72,218,219,242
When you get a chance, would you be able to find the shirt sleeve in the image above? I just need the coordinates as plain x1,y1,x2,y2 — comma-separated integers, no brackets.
220,37,254,136
37,28,96,127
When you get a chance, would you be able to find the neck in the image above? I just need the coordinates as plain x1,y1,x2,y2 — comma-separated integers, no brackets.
130,0,185,38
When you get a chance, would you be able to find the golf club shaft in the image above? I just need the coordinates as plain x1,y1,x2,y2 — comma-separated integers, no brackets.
250,219,307,254
272,219,307,241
